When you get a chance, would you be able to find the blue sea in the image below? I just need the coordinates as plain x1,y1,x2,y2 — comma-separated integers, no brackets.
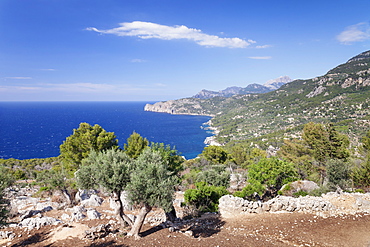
0,102,212,160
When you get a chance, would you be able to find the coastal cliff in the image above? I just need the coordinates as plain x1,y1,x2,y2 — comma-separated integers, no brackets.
144,98,214,116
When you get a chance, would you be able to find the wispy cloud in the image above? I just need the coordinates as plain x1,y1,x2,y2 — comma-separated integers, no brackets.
0,82,166,94
248,56,272,60
87,21,255,48
39,69,56,71
337,22,370,44
256,45,272,49
130,58,147,63
5,77,32,80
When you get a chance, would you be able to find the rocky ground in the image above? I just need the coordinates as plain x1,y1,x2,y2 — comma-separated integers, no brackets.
1,211,369,246
0,186,369,247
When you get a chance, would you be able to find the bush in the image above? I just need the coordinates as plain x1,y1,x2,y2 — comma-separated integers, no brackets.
184,182,229,213
293,191,308,197
308,185,331,197
242,157,298,199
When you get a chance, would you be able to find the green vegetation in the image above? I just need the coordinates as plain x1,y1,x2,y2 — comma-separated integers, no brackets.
184,182,229,213
235,158,298,200
0,166,14,226
124,131,149,159
60,122,119,171
76,133,180,238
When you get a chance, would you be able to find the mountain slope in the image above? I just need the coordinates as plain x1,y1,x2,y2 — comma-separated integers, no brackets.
145,50,370,146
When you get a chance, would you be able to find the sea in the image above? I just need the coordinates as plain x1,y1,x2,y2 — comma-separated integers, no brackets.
0,101,213,160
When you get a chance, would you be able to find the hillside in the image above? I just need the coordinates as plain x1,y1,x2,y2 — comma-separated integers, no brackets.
145,50,370,147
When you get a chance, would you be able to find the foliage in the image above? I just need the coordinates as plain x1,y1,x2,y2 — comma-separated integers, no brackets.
0,166,14,226
361,130,370,155
239,157,298,199
226,144,267,168
195,164,230,188
302,122,350,162
124,132,149,159
352,158,370,190
184,182,229,213
200,145,229,164
307,185,331,197
60,122,118,171
76,148,132,193
326,159,351,190
0,157,60,179
126,149,178,212
36,165,72,190
149,142,184,175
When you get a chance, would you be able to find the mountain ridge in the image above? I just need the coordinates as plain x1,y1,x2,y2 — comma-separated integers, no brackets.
192,76,292,99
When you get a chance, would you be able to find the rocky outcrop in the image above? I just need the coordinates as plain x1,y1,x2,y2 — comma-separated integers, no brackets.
144,98,214,116
306,85,326,98
219,192,370,218
19,216,62,230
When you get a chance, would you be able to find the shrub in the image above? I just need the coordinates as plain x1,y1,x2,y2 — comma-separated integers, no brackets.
184,182,229,213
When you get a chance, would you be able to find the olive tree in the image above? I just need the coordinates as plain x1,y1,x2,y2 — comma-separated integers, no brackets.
126,149,178,239
76,149,134,227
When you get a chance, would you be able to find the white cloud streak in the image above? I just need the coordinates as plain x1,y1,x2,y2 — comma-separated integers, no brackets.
256,44,272,49
87,21,254,48
248,56,272,60
130,58,147,63
0,82,166,94
337,22,370,44
5,77,32,80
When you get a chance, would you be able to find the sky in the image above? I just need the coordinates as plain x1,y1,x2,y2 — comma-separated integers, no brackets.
1,0,370,101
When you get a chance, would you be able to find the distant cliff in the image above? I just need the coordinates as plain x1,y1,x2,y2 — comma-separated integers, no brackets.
144,98,215,116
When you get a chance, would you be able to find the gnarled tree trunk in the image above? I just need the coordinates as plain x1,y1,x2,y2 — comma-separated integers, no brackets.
113,191,133,227
128,203,152,239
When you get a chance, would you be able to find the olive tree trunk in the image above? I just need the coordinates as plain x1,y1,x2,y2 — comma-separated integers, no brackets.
113,191,133,227
128,204,152,239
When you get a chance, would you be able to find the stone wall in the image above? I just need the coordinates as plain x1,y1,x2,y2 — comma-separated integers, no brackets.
219,192,370,218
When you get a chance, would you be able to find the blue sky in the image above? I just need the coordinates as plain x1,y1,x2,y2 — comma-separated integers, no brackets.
1,0,370,101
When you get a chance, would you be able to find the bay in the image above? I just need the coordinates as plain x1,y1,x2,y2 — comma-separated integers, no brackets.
0,102,212,160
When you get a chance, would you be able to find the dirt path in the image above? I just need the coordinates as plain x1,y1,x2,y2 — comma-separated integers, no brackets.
2,212,370,247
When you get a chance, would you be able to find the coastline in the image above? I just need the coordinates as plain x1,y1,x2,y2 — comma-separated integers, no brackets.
202,120,222,146
144,101,220,147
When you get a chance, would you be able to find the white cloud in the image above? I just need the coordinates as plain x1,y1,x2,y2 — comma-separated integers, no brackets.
5,77,32,79
87,21,254,48
0,82,166,95
337,22,370,44
130,58,147,63
256,44,272,49
248,56,272,60
39,69,56,71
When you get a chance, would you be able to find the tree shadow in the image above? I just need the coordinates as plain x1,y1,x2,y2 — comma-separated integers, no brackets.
139,224,163,238
190,214,225,238
11,233,52,247
88,241,129,247
140,214,225,239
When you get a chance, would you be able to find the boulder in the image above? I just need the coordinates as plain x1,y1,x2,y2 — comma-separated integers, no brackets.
280,180,319,196
81,194,103,207
19,216,62,230
87,209,101,220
